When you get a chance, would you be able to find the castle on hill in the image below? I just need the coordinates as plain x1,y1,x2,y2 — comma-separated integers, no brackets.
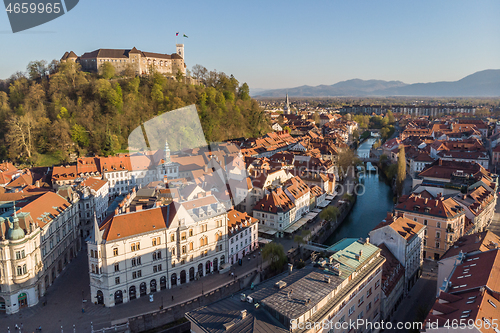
61,44,186,76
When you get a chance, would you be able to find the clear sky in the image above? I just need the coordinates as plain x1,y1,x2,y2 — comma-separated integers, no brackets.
0,0,499,90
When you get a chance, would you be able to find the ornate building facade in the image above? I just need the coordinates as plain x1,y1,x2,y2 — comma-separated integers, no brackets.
0,192,80,314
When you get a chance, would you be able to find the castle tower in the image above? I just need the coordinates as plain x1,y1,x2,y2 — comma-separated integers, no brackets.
176,44,184,59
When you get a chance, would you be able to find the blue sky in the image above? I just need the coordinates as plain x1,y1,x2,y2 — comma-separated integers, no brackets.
0,0,499,89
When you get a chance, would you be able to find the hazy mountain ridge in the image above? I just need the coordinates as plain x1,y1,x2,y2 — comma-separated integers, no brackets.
255,70,500,97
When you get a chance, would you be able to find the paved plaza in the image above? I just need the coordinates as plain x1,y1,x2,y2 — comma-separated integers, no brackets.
0,247,265,333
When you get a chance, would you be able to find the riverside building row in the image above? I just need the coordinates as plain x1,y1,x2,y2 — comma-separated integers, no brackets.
186,238,386,333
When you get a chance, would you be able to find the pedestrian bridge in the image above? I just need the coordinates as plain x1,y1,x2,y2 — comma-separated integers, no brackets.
303,242,335,253
357,157,379,163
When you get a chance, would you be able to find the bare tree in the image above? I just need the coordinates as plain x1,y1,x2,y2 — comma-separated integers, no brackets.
6,113,36,160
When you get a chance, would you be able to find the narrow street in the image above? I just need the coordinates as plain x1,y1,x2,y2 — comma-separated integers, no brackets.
384,260,438,332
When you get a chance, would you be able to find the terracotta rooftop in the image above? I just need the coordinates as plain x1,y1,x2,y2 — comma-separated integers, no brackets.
227,209,258,237
80,178,108,192
395,193,464,219
441,231,500,260
17,192,71,228
253,187,295,214
372,212,425,242
100,202,179,241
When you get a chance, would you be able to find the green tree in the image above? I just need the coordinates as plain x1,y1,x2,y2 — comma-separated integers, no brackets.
293,230,311,249
320,206,340,222
396,145,406,197
27,60,47,81
337,149,358,180
238,83,250,101
99,62,115,80
352,129,360,141
283,126,291,133
176,69,184,82
387,110,395,124
262,242,287,272
71,124,89,147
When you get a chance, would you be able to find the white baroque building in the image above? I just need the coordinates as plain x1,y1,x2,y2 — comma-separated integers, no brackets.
0,192,80,314
87,195,228,307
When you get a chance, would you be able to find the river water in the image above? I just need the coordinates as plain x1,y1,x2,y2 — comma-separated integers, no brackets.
325,138,395,245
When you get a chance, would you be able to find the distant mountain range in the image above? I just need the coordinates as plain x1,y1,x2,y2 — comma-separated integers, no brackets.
254,70,500,97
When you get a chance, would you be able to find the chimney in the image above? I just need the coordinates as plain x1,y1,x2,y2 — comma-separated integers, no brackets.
155,201,161,207
114,208,119,215
439,159,442,166
366,237,370,244
125,207,130,213
206,190,212,196
135,205,143,212
35,180,40,188
386,212,393,221
240,310,247,319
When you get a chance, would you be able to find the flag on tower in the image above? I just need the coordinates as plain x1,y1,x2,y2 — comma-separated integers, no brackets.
176,32,179,36
183,34,188,38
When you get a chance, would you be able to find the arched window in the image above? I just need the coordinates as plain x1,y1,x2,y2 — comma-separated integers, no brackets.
189,229,193,237
91,249,94,257
182,245,186,254
189,242,193,251
171,247,176,256
181,232,186,240
91,264,95,273
170,234,175,242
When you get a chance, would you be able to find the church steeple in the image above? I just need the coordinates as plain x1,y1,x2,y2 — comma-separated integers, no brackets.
92,212,102,245
284,94,290,115
164,139,171,165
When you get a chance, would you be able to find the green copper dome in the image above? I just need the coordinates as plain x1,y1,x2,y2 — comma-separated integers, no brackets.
7,204,25,241
7,224,25,240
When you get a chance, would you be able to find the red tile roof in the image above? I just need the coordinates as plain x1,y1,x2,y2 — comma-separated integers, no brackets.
100,203,179,241
17,192,72,228
395,193,465,219
227,209,258,237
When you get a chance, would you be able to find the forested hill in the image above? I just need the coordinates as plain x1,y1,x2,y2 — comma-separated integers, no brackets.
0,62,270,166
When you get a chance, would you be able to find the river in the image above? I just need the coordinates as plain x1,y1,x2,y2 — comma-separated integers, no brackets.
325,137,395,245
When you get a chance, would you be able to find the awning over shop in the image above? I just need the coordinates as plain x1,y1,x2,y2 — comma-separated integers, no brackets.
317,200,331,208
284,212,318,234
284,217,309,234
258,225,278,236
258,237,272,244
325,193,336,200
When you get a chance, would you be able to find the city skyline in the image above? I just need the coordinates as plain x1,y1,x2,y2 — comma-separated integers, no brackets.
0,0,499,89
